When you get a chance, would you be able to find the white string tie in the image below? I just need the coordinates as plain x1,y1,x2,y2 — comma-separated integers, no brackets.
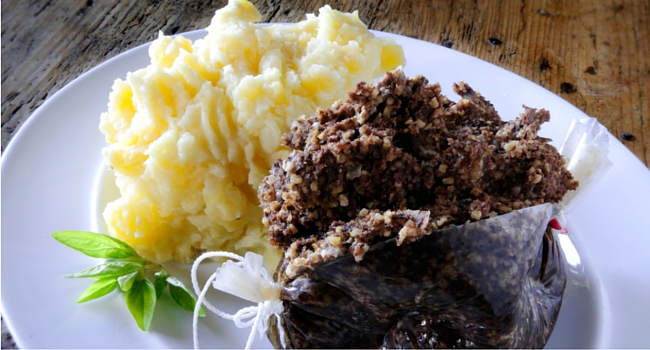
191,251,287,349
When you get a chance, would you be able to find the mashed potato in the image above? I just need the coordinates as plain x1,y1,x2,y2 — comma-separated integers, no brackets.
98,0,405,268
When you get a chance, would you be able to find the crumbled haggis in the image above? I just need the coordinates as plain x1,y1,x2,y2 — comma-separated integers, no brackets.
258,68,577,275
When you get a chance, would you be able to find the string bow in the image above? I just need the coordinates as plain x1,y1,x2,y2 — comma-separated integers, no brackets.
191,251,286,349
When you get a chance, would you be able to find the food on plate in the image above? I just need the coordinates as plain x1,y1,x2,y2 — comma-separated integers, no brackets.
259,68,577,348
98,0,404,267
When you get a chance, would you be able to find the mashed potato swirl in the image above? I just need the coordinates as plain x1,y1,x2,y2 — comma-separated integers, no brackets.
99,0,404,267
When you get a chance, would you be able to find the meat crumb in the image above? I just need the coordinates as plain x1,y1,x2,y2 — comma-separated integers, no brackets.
259,69,577,276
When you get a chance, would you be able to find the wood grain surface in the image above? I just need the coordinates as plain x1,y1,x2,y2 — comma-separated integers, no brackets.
1,0,648,348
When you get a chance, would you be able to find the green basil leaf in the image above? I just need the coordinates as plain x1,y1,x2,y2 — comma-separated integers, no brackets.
167,276,205,317
125,279,156,331
53,230,138,259
118,270,141,292
153,270,169,299
64,261,142,279
77,277,119,303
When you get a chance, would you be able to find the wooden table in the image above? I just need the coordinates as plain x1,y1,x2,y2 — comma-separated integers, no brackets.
1,0,648,347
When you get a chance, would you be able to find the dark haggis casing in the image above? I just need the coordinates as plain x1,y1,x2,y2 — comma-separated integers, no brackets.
268,203,565,349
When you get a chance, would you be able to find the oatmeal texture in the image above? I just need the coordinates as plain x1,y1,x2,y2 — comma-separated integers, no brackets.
259,68,577,274
261,69,575,349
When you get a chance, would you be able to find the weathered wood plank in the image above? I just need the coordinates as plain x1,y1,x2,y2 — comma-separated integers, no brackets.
2,0,648,165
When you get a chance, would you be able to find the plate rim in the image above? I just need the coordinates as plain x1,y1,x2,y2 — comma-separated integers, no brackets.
3,26,650,349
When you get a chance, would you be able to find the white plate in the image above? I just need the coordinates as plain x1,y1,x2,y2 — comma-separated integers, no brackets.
3,29,650,349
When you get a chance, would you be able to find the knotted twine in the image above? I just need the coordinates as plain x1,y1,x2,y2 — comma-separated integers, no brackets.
191,251,286,349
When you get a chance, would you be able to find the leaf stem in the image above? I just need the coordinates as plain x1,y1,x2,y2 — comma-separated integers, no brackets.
53,230,204,331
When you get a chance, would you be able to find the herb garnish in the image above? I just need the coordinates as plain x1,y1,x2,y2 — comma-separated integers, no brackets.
52,230,205,331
